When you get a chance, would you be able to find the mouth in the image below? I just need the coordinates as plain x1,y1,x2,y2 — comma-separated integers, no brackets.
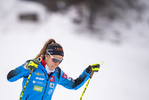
51,66,56,69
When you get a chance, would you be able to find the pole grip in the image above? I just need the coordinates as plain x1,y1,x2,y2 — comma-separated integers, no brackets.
30,68,34,74
90,71,94,78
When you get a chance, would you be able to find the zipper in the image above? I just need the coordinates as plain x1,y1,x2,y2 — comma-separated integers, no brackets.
41,76,49,100
41,73,53,100
25,95,29,100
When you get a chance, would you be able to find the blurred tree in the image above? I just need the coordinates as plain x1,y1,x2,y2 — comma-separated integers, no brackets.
21,0,144,19
20,0,145,36
82,0,145,31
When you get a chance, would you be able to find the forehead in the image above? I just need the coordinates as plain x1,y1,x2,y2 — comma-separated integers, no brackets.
52,55,63,59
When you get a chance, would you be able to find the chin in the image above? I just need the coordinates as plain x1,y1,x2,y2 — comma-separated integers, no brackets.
51,67,56,71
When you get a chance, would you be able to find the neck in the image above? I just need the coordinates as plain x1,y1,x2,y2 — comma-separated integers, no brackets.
45,65,55,75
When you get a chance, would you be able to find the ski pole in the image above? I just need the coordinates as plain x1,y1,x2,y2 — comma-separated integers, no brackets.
19,57,41,100
79,61,104,100
79,71,94,100
19,68,35,100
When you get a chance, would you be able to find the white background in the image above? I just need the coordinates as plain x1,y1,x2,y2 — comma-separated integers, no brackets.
0,0,149,100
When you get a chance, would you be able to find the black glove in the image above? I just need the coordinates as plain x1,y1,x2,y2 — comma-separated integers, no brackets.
23,59,39,70
86,63,100,73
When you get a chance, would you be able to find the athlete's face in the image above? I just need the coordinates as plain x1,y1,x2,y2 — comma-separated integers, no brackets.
45,54,63,71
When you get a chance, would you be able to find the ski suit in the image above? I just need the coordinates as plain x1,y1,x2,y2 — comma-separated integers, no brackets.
7,59,90,100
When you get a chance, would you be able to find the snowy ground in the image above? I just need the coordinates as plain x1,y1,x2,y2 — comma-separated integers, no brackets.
0,0,149,100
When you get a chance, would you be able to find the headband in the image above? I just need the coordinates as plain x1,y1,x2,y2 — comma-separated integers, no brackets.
46,45,64,57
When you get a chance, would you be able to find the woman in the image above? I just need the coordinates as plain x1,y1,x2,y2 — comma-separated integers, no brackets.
7,39,99,100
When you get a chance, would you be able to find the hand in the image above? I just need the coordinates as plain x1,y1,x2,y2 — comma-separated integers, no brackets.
86,63,100,73
24,59,39,70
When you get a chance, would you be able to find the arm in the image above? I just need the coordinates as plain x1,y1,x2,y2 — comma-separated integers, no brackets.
7,64,30,82
7,59,39,82
58,64,100,90
58,69,90,90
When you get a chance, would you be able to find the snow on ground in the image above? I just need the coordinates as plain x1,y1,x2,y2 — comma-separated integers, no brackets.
0,0,149,100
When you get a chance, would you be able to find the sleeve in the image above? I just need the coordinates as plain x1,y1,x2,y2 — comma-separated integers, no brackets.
58,69,90,90
7,63,30,82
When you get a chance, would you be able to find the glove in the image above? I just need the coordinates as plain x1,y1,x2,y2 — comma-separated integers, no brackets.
23,59,39,70
86,63,100,73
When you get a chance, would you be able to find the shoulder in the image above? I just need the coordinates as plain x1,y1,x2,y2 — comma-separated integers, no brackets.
55,67,61,79
55,67,61,72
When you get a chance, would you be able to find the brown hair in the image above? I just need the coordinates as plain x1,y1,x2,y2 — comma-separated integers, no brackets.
35,39,62,59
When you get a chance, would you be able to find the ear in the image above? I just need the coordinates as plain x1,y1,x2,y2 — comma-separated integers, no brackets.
45,54,49,59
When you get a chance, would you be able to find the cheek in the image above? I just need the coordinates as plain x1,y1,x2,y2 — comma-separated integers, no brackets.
47,59,54,65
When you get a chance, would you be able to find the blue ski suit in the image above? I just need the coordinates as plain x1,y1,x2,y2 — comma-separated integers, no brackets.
7,59,90,100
